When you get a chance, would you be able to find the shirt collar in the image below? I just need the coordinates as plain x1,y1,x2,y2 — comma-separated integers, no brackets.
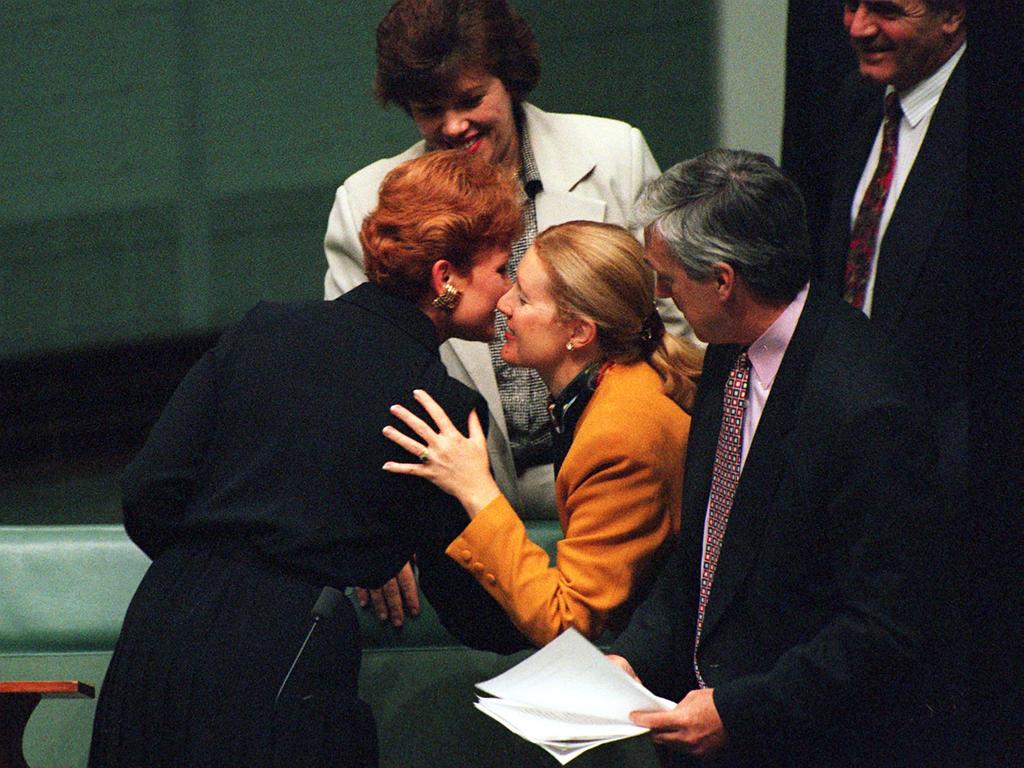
891,42,965,129
747,283,809,391
548,359,604,434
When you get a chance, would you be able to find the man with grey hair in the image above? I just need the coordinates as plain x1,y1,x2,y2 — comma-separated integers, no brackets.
607,149,943,767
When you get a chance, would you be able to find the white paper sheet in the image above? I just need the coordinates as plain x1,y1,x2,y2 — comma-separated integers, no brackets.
474,628,675,763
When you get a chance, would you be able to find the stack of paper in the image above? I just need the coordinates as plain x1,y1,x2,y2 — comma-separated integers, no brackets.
475,628,675,764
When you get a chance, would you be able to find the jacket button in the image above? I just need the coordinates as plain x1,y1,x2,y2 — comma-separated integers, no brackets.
461,550,472,563
486,573,497,585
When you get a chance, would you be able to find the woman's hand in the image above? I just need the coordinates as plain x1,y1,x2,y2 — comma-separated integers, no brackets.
382,389,501,518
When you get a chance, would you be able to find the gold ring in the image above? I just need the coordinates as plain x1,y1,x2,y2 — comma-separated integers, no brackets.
418,450,429,463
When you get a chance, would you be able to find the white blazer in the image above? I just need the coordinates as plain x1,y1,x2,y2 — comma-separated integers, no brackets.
323,103,683,511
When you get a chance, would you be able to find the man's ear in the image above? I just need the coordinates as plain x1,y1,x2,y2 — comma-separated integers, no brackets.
942,3,966,35
713,262,736,302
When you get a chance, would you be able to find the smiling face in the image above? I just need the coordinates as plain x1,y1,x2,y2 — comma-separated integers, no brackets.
496,247,576,383
842,0,965,91
408,70,520,172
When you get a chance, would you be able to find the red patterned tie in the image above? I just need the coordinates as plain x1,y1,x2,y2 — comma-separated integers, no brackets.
693,350,750,687
845,92,902,310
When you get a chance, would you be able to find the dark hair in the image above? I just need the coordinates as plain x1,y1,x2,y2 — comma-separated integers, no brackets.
923,0,965,14
633,149,812,304
845,0,965,14
374,0,541,110
361,150,522,303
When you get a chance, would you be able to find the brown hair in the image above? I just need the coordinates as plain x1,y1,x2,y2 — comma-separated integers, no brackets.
531,222,703,412
374,0,541,110
360,150,522,303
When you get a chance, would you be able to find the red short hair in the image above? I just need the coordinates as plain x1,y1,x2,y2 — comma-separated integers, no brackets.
361,150,522,303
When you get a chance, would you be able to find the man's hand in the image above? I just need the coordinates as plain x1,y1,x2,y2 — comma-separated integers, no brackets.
605,654,641,682
355,561,420,627
630,688,728,759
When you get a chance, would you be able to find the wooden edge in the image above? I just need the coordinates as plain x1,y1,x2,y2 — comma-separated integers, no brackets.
0,680,95,698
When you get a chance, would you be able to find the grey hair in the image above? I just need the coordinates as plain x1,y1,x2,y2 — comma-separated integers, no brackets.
632,148,812,304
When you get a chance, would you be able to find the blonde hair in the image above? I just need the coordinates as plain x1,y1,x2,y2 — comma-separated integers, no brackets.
531,221,702,411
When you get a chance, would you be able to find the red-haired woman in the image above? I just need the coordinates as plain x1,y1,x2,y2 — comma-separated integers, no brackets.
88,151,525,768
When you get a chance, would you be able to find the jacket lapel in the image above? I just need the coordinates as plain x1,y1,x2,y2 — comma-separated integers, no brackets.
524,103,607,230
697,292,831,647
677,345,734,595
681,345,734,535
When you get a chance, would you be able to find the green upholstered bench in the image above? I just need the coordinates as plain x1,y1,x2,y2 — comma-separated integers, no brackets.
0,525,657,767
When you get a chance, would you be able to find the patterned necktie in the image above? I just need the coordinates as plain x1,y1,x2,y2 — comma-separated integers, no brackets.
844,92,903,310
693,349,751,687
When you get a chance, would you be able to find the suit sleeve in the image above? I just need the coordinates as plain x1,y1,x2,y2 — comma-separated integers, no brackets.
323,183,371,299
121,336,227,559
446,400,686,647
712,401,941,753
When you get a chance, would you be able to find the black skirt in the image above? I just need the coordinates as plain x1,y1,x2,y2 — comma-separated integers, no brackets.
89,543,377,768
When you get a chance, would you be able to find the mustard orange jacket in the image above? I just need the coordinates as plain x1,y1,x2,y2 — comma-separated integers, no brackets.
445,361,689,646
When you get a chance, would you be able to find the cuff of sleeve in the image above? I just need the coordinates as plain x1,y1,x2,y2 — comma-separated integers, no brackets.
444,494,521,568
712,674,773,754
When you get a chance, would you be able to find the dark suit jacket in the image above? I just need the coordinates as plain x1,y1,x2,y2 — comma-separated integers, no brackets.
818,56,968,414
818,57,971,728
612,289,943,767
124,282,525,653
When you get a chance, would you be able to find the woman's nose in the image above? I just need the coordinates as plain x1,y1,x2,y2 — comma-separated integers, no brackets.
497,288,514,317
441,110,469,138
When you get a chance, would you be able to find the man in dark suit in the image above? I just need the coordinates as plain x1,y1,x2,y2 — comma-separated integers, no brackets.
818,3,976,758
607,149,942,767
819,0,967,480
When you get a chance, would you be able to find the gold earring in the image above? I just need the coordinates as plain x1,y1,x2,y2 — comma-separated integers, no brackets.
566,341,575,352
431,282,461,311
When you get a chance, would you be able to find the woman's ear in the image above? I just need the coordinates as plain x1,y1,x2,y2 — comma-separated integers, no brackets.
430,259,453,295
568,317,599,351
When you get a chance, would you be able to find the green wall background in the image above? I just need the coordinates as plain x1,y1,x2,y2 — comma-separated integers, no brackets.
2,1,719,358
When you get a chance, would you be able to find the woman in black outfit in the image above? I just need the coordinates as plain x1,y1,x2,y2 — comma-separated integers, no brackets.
88,150,525,768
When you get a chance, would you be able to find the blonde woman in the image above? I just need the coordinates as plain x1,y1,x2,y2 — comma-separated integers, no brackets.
384,221,702,645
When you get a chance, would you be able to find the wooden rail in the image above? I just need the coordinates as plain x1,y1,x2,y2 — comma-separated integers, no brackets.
0,681,94,768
